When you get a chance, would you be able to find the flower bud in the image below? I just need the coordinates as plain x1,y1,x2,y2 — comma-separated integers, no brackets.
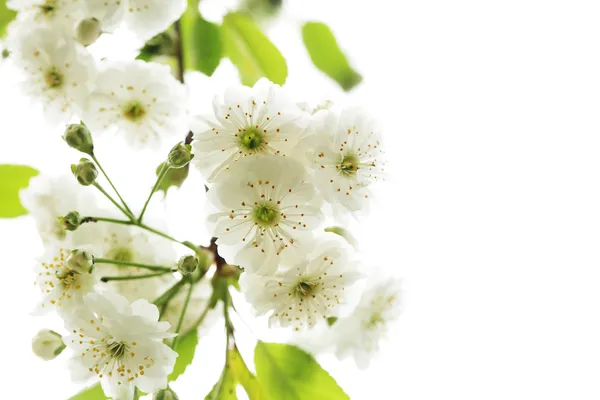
153,387,179,400
168,142,194,169
63,124,94,155
32,330,65,361
75,18,102,46
177,255,199,276
66,249,95,275
72,158,98,186
59,211,81,231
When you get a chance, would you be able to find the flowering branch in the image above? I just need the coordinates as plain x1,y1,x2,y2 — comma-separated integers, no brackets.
94,258,175,273
100,271,174,282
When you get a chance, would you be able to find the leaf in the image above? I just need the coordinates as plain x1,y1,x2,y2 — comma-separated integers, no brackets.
205,355,238,400
230,347,265,400
0,165,39,218
301,22,362,91
255,341,349,400
169,329,199,381
156,162,189,194
68,384,106,400
222,12,287,86
0,3,16,37
181,12,222,76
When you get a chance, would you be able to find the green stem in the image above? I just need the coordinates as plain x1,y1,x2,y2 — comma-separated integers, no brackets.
138,163,170,222
92,183,133,220
100,270,173,282
172,280,194,350
92,155,134,218
95,258,174,272
181,301,212,338
154,278,188,307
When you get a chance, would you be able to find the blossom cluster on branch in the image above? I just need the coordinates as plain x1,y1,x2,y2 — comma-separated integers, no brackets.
4,1,403,399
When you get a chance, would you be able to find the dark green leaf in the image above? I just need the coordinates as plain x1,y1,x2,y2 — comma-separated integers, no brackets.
222,12,287,86
68,384,106,400
302,22,362,91
169,329,199,381
0,3,16,37
255,341,349,400
181,12,222,76
156,162,189,194
0,165,39,218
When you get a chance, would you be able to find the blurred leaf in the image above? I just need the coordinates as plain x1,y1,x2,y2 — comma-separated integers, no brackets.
230,347,265,400
181,11,222,76
255,341,349,400
0,165,39,218
169,329,199,381
205,354,238,400
222,12,287,86
302,22,362,91
68,384,106,400
0,3,16,37
156,162,189,194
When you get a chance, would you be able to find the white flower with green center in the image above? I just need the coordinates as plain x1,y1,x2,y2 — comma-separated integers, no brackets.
12,26,95,125
332,277,402,369
82,0,186,40
7,0,83,31
34,243,98,316
65,291,177,400
312,108,385,212
83,60,188,149
240,240,361,330
191,78,310,183
207,155,323,274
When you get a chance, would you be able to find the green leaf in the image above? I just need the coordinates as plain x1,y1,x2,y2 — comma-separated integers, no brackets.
0,3,16,37
181,11,222,76
230,347,265,400
222,12,287,86
156,162,189,194
255,341,349,400
0,165,39,218
169,329,199,381
68,384,106,400
301,22,362,91
205,353,238,400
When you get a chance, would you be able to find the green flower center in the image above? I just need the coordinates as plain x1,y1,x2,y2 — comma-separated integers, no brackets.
365,312,384,328
295,281,317,297
108,247,134,263
107,341,127,359
123,100,146,122
44,69,63,88
339,154,360,175
39,1,57,15
239,127,265,152
252,203,279,227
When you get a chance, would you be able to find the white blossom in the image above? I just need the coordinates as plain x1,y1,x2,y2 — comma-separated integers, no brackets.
64,291,177,400
240,240,360,330
207,155,323,274
312,108,385,213
191,78,310,183
32,329,65,360
82,0,187,41
7,0,83,32
12,26,96,125
333,278,402,369
83,60,188,149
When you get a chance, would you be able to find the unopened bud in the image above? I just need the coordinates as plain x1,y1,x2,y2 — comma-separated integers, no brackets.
2,48,9,59
72,158,98,186
32,330,65,361
66,249,95,275
75,18,102,46
59,211,81,231
63,124,94,155
168,142,194,168
177,255,199,276
153,387,179,400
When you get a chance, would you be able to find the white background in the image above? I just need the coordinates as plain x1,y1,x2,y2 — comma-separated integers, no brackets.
1,0,600,399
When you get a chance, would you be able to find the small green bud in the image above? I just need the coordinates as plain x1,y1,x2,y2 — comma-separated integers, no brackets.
153,387,179,400
177,255,199,276
75,17,102,46
63,123,94,155
59,211,82,231
66,249,95,275
168,142,194,169
32,330,65,361
2,48,9,59
72,158,98,186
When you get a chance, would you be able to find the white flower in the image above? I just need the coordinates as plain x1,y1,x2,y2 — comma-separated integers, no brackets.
83,60,188,149
333,278,402,369
312,108,385,212
12,26,95,125
7,0,83,31
32,329,65,360
207,155,323,274
240,240,360,330
20,173,98,244
64,291,177,400
34,242,98,316
83,0,187,41
192,78,310,183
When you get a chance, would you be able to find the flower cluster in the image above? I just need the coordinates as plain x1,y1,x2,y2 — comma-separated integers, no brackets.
9,1,402,398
